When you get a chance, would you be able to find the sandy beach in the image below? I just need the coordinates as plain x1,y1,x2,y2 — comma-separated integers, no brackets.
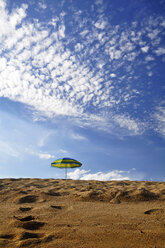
0,179,164,248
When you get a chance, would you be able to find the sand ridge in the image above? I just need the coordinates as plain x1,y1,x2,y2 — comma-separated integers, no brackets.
0,179,164,248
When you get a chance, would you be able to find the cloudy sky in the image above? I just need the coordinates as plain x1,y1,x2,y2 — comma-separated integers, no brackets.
0,0,165,181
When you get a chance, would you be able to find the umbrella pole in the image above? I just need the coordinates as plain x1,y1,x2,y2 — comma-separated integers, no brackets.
65,167,67,179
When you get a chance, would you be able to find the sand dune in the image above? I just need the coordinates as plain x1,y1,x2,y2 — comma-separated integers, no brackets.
0,179,164,248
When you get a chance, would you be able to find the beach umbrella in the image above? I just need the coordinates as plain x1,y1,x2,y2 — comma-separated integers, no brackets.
51,157,82,179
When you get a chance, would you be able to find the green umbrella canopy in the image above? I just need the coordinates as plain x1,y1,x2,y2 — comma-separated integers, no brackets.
51,158,82,178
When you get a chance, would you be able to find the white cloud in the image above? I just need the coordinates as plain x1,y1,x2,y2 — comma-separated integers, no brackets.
38,132,52,147
68,168,143,181
148,29,160,40
58,149,68,155
95,20,107,29
154,106,165,137
110,73,116,78
58,24,65,38
75,43,84,52
81,171,130,181
109,47,122,60
113,115,143,135
70,132,87,141
95,0,103,5
0,0,164,138
38,153,54,159
9,4,28,28
145,55,154,61
154,47,165,56
160,20,165,27
25,148,55,159
0,0,6,9
147,71,153,77
38,1,47,10
30,146,69,159
141,46,149,53
80,29,89,38
0,57,7,71
0,140,20,158
68,169,90,180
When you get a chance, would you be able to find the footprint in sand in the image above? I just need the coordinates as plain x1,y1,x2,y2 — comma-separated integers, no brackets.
18,232,55,248
50,205,62,210
20,231,42,240
0,234,14,239
0,233,15,247
19,207,32,212
19,190,28,194
18,195,38,204
14,215,35,221
45,190,61,196
144,209,163,215
10,214,54,245
22,221,45,230
16,217,55,245
19,232,54,241
14,215,45,230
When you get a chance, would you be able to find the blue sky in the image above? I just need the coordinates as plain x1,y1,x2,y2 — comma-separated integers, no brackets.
0,0,165,181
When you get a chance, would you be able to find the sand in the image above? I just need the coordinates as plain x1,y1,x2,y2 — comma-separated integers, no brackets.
0,179,164,248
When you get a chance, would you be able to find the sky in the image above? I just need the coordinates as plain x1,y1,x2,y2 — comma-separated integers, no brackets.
0,0,165,181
